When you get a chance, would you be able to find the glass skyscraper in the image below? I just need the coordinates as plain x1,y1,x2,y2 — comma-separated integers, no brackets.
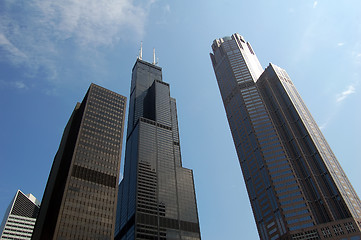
210,33,361,240
32,84,126,240
115,58,201,240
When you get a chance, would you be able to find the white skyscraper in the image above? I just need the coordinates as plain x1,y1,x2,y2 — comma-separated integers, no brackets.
0,190,40,240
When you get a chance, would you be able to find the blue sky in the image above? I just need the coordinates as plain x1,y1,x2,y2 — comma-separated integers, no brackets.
0,0,360,239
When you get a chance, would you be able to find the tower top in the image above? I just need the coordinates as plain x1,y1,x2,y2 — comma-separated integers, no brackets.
136,42,159,66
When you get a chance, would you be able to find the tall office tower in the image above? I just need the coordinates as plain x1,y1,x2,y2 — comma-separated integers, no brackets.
32,83,126,240
210,33,361,240
114,58,201,240
0,190,40,239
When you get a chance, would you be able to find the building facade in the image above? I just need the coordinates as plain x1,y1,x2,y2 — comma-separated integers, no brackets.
0,190,40,240
210,33,361,240
115,59,201,240
32,83,126,240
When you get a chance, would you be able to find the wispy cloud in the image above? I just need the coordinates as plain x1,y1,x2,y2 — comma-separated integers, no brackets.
336,84,356,102
0,79,28,90
0,0,155,87
320,82,358,130
44,88,59,96
337,42,345,47
0,33,28,64
14,81,28,89
154,3,172,25
313,1,318,8
33,0,151,47
352,51,361,65
164,4,171,14
319,121,328,130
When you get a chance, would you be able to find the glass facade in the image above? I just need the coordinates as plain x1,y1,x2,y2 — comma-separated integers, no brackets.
32,84,127,240
115,59,201,240
210,33,361,240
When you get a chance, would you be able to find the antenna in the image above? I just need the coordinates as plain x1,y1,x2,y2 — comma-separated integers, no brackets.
152,48,159,65
138,41,143,60
153,48,156,65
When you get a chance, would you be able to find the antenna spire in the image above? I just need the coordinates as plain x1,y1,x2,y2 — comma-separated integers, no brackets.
153,48,156,65
138,41,143,60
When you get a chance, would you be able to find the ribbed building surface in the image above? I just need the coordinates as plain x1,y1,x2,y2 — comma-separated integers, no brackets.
31,83,126,240
115,59,201,240
210,33,361,240
0,190,40,240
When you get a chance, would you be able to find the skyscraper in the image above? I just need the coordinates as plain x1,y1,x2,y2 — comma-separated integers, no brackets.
32,83,126,240
0,190,40,240
210,33,361,240
115,58,201,240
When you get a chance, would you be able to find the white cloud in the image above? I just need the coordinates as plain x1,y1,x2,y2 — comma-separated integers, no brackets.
0,0,155,86
33,0,151,47
313,1,318,8
336,85,356,102
337,42,345,47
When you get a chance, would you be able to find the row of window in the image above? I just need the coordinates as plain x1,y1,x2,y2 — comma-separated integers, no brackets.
82,122,121,139
89,93,125,112
87,101,123,120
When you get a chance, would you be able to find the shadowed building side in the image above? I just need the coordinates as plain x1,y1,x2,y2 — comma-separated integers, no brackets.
210,33,361,240
32,83,126,240
115,59,201,240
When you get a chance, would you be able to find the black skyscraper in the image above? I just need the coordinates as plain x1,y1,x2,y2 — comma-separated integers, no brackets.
211,33,361,240
115,58,201,240
32,84,126,240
